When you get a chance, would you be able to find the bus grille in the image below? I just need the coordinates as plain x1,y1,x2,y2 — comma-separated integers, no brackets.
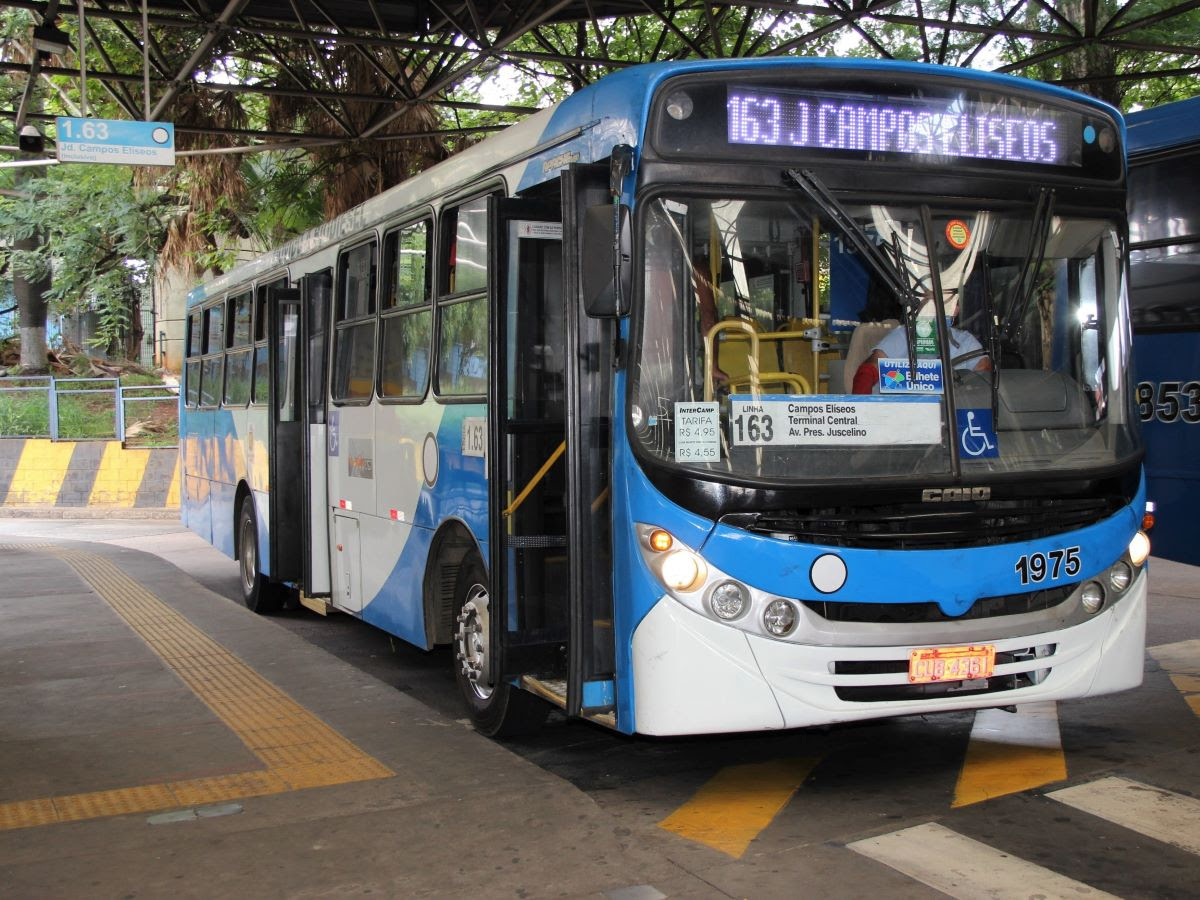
801,584,1076,623
722,497,1120,550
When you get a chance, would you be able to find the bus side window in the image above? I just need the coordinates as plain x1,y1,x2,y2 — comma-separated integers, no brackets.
438,196,490,396
306,269,332,423
224,290,253,407
380,219,432,399
200,303,224,408
185,311,201,408
332,241,378,402
252,277,287,406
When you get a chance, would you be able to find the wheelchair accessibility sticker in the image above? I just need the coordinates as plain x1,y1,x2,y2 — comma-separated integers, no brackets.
957,408,998,458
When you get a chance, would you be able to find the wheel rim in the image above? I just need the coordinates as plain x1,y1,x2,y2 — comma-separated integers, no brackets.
239,514,256,596
455,583,493,700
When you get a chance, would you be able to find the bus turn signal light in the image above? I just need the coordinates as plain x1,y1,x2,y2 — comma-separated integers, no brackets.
649,529,674,552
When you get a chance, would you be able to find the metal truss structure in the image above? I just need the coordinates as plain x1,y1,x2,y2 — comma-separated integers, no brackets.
4,0,1199,152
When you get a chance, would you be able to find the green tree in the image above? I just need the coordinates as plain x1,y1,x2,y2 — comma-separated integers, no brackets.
0,164,168,357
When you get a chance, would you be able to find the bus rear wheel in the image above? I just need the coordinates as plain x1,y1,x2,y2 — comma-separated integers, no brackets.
452,557,547,738
238,500,281,614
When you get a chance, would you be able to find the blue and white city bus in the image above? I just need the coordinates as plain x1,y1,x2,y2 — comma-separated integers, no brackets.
1127,96,1200,566
181,58,1150,737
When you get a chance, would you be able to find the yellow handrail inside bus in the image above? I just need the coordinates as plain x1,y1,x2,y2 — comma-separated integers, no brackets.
502,440,566,518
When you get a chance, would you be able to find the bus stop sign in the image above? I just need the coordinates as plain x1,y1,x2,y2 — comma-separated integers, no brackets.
55,117,175,167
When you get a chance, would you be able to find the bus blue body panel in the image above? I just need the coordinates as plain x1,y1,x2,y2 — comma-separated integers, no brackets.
1127,96,1200,154
1133,332,1200,565
1127,97,1200,566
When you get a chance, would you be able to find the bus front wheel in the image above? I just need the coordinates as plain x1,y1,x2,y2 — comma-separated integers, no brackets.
238,500,281,614
452,557,547,738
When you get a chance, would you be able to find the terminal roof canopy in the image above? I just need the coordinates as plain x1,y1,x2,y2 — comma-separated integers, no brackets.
6,0,1200,150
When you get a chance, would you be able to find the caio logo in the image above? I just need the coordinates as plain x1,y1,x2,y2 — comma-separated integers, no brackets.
921,487,991,502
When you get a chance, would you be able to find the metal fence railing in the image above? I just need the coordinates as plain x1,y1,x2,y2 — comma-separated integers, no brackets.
0,377,179,447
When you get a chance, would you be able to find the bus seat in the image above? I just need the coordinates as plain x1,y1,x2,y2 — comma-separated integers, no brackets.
843,319,899,392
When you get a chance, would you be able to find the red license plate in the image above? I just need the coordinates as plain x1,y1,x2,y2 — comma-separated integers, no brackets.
908,645,996,684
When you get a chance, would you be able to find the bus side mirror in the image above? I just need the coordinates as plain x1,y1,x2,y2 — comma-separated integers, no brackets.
582,203,631,318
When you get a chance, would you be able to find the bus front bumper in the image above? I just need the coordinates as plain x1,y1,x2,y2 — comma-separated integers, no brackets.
629,573,1146,736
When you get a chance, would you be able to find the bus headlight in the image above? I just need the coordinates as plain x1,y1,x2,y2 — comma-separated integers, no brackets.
661,550,706,592
763,599,798,636
1128,531,1151,567
1080,582,1105,614
709,581,748,620
1108,561,1132,593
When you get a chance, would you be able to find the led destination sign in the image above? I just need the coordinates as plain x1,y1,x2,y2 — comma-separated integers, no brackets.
727,86,1083,167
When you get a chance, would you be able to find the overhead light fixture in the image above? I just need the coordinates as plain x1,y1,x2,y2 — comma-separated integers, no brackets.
18,124,44,154
33,23,71,57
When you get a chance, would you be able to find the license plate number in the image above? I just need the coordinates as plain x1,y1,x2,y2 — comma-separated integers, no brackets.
908,645,996,684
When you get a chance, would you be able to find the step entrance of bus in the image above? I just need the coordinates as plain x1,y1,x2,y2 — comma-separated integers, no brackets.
487,175,616,722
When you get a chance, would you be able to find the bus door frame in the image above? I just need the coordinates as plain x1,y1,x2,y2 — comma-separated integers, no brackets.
265,285,305,585
561,163,617,720
486,195,569,688
300,271,332,595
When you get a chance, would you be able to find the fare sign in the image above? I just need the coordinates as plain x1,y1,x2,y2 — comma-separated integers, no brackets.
55,117,175,167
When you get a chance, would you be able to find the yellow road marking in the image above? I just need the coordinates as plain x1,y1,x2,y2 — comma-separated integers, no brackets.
1149,640,1200,716
7,439,76,505
0,547,392,831
952,701,1066,807
659,757,819,857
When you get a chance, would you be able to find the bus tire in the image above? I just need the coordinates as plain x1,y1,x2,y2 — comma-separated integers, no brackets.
238,499,281,614
452,557,548,738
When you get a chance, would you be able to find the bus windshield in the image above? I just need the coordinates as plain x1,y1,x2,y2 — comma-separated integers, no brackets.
630,193,1140,484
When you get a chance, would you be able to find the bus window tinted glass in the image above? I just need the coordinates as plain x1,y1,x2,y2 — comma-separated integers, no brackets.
1129,149,1200,245
185,360,201,407
333,321,376,400
385,221,430,309
332,243,377,402
1129,149,1200,330
277,306,300,421
205,305,224,353
224,348,252,406
229,292,252,347
437,297,487,395
341,243,376,319
200,357,222,407
253,345,270,405
381,310,431,398
447,198,488,294
187,313,202,357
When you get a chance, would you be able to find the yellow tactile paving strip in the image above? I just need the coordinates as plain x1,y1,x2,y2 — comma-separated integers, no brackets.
0,546,392,831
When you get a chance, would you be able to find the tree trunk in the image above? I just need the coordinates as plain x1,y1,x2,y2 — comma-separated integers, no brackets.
12,227,50,373
12,139,50,373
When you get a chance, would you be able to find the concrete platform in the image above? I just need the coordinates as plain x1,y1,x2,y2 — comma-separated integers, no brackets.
0,535,706,898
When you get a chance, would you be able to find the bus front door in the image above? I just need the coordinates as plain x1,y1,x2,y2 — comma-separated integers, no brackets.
487,185,616,726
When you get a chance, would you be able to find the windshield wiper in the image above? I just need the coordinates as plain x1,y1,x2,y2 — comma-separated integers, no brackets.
1003,188,1055,344
783,168,923,374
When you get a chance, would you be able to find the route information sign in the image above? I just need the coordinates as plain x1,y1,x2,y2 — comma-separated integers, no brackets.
55,117,175,167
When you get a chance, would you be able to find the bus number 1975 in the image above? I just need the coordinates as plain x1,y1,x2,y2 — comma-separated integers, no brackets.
1015,546,1081,585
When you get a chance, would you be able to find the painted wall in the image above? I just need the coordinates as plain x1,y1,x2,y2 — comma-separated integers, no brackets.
0,439,179,508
